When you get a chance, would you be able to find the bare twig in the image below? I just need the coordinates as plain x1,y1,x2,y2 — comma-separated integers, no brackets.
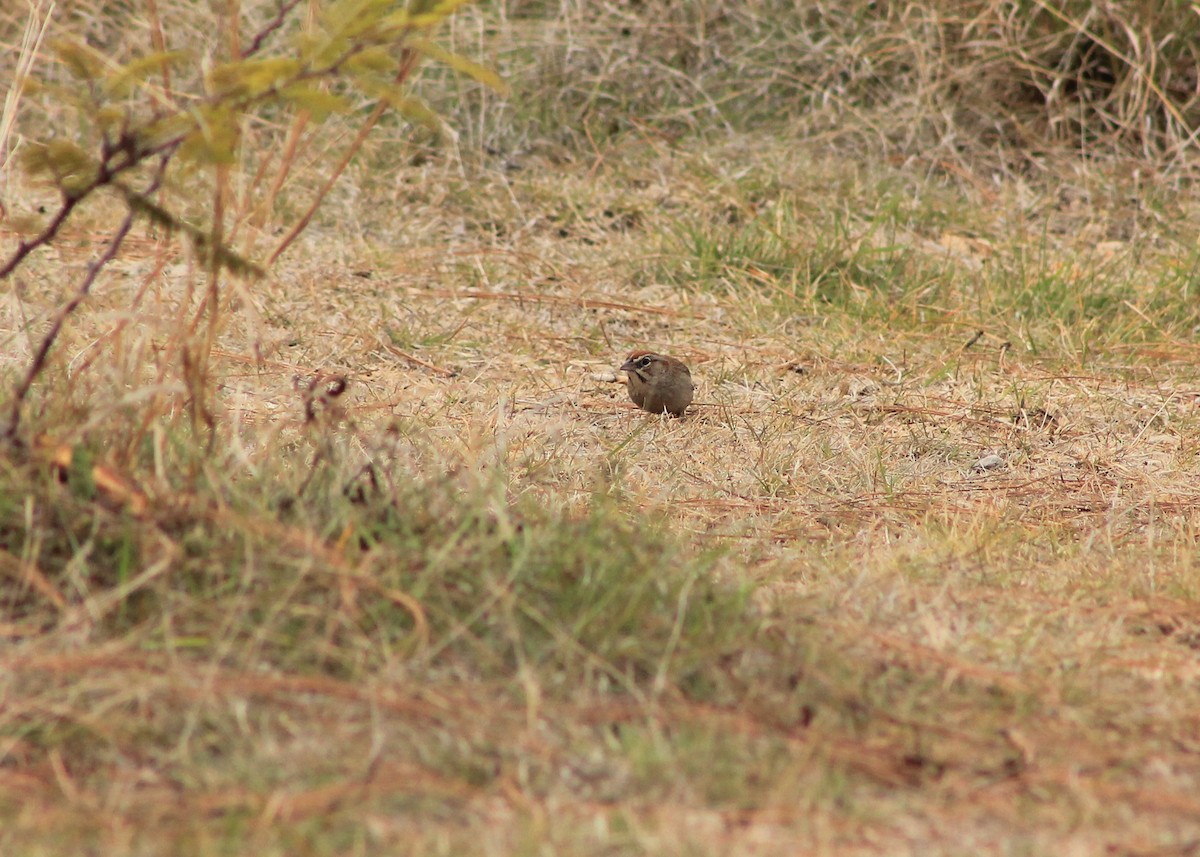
3,157,170,442
0,127,174,281
0,192,86,281
243,0,306,59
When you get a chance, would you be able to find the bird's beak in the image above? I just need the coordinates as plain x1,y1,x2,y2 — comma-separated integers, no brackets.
619,359,637,373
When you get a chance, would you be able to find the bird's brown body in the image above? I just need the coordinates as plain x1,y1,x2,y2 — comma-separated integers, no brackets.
619,351,693,417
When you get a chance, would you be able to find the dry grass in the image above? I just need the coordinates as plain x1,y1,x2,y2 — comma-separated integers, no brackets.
4,1,1200,855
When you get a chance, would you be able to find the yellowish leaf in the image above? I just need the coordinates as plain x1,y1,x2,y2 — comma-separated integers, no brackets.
362,82,444,133
322,0,394,39
434,0,478,12
381,9,412,30
139,112,196,151
345,46,397,75
52,38,105,79
104,50,187,95
20,140,98,196
407,0,477,18
178,107,240,164
407,36,507,95
210,58,301,98
279,85,351,119
96,106,126,132
395,98,443,134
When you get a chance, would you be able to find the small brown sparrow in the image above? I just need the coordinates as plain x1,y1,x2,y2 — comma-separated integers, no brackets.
619,350,694,417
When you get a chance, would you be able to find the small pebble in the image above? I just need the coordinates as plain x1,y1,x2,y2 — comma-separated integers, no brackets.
973,454,1005,472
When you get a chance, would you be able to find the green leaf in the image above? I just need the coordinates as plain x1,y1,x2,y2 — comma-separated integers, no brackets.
121,190,265,279
67,447,96,501
122,191,181,232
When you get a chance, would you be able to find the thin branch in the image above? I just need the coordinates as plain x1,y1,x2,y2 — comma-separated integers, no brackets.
0,192,86,281
3,157,170,442
243,0,305,59
2,22,404,282
0,130,152,280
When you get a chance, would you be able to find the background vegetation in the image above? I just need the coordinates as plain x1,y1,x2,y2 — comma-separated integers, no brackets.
3,1,1200,854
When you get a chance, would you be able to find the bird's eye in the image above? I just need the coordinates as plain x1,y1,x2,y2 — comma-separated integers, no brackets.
637,356,653,368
